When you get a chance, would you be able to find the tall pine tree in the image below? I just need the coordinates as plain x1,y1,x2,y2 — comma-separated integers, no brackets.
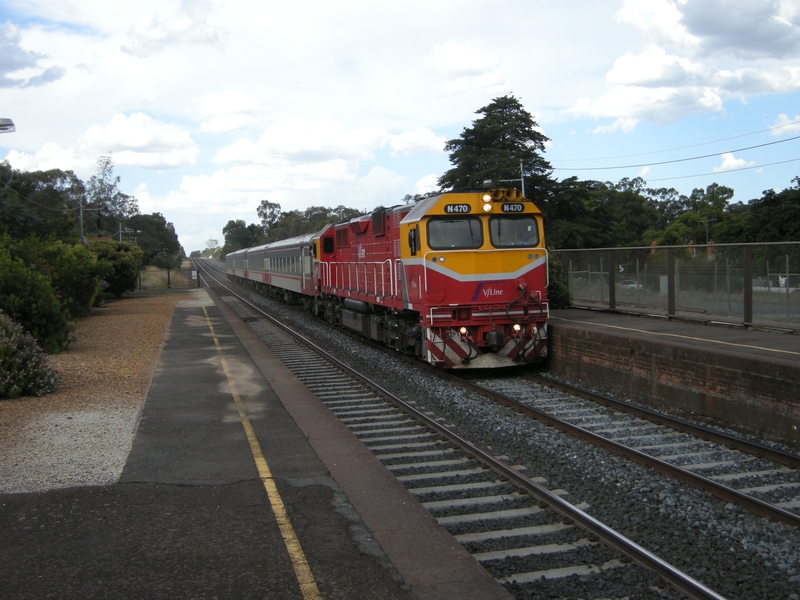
438,95,552,200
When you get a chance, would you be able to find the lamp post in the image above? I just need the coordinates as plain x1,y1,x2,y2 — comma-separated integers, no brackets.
0,118,15,133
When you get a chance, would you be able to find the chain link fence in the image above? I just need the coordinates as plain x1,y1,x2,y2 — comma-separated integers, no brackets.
138,267,200,289
555,242,800,329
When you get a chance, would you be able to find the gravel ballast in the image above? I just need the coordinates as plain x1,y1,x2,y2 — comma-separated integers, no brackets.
5,278,799,599
0,291,196,493
234,286,800,600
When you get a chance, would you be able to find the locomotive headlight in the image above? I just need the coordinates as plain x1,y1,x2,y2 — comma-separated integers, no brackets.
459,326,468,335
482,202,493,213
512,323,522,332
482,193,491,202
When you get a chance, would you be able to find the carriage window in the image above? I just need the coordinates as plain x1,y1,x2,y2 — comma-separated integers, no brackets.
489,215,539,248
427,217,483,250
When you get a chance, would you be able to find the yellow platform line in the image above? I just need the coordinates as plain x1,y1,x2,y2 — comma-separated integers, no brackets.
551,316,800,357
203,307,321,600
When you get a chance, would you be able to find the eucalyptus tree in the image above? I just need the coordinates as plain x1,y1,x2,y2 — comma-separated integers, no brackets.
85,156,139,237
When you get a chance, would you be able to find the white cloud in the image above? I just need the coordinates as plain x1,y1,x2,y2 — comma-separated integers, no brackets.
616,0,700,50
568,85,723,127
0,21,65,88
607,45,708,87
389,127,446,156
616,0,800,59
354,166,409,202
771,113,800,136
573,44,800,130
213,116,388,165
5,143,93,175
186,92,266,132
592,118,640,134
424,40,507,93
680,0,800,59
121,0,225,57
713,66,800,94
81,113,199,168
594,0,800,129
415,174,440,194
713,152,755,173
160,161,410,226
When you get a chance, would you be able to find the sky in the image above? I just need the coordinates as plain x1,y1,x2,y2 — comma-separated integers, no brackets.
1,0,799,253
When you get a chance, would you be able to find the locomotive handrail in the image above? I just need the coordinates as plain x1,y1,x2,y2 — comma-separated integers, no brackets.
319,259,395,299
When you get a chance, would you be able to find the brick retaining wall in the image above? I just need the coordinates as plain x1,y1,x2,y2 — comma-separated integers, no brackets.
547,324,800,445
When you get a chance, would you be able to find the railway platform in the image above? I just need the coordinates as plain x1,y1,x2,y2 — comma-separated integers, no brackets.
548,308,800,445
0,289,510,600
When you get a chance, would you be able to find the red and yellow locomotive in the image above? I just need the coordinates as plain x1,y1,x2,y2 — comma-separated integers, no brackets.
226,188,548,368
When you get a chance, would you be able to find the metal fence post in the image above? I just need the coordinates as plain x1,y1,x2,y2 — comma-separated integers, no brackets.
667,248,676,318
743,246,752,325
608,250,616,310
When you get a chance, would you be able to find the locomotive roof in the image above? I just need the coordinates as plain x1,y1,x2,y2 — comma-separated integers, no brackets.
401,193,444,224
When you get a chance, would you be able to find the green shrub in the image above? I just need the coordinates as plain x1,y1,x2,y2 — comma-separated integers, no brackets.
0,310,59,398
547,249,572,309
88,240,143,297
149,254,182,270
11,236,111,318
0,245,74,353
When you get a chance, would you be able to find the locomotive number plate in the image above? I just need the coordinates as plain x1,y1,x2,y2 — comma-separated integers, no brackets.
501,203,525,213
444,204,471,214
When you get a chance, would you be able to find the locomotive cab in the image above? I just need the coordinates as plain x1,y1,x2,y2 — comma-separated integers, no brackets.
399,188,549,368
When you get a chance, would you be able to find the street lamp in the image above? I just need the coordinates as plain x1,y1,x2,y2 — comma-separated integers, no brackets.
0,118,15,133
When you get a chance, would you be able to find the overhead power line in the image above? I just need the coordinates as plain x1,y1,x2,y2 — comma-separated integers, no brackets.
551,134,800,171
646,156,800,182
554,118,800,162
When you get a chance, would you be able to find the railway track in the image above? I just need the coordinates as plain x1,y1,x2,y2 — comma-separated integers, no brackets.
195,259,727,599
453,372,800,530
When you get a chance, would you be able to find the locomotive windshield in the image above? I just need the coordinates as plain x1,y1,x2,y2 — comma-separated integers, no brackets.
489,215,539,248
427,216,483,249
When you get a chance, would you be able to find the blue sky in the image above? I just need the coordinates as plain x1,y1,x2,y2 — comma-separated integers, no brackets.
1,0,799,252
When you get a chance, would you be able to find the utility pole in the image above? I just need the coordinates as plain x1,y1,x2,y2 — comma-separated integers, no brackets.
498,159,527,197
699,217,717,244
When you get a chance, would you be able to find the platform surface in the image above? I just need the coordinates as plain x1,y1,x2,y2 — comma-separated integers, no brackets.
0,290,511,600
551,308,800,366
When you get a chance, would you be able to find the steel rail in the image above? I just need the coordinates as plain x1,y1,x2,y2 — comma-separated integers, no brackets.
525,372,800,468
195,259,727,600
444,372,800,530
201,258,799,527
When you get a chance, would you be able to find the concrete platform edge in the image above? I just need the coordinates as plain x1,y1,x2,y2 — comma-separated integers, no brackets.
204,287,513,600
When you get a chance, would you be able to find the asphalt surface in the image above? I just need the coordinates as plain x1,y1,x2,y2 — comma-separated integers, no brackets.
551,308,800,366
1,290,512,599
0,298,413,599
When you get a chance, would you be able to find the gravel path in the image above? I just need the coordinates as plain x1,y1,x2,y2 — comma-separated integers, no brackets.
0,290,205,493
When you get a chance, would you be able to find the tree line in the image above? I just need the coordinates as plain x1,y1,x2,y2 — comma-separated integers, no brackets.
219,95,799,259
1,156,184,266
0,156,185,392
